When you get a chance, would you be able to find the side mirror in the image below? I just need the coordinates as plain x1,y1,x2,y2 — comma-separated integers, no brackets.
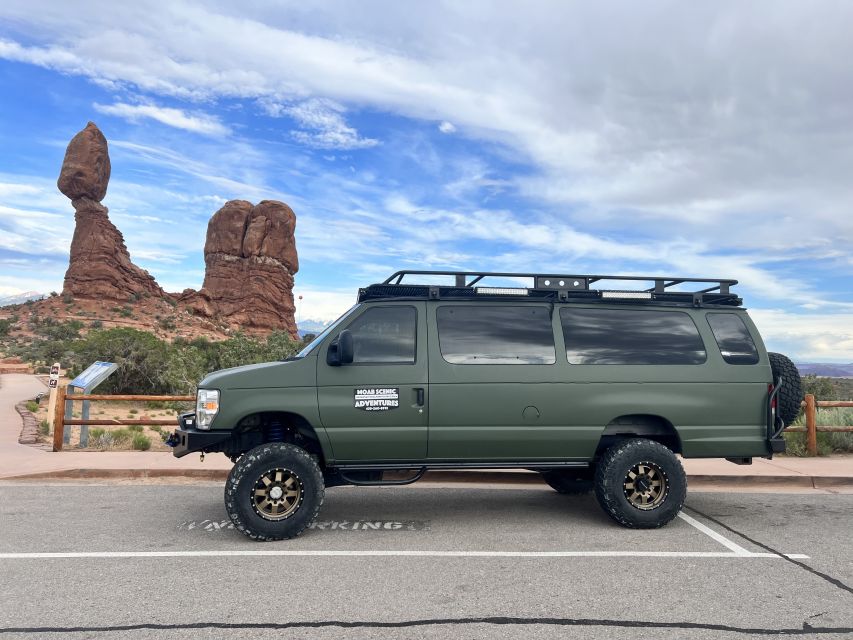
326,329,354,366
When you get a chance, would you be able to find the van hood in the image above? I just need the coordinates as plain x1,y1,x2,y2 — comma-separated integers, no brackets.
199,356,315,390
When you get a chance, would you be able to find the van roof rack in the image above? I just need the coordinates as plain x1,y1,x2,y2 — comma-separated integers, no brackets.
358,270,742,308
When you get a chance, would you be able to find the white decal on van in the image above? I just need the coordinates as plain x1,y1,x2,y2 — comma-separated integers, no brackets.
354,387,400,411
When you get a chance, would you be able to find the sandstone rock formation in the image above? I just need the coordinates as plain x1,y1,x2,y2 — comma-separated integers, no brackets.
183,199,299,338
58,122,164,300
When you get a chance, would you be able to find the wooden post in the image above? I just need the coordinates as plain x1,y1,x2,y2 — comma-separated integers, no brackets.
46,362,61,429
805,393,817,457
52,384,66,452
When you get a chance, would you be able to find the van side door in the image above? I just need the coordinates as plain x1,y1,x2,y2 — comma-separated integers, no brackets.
317,302,428,462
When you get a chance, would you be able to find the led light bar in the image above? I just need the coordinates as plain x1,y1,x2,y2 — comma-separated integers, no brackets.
476,287,529,296
601,290,652,299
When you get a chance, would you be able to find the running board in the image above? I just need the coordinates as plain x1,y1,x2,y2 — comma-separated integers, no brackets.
333,461,589,472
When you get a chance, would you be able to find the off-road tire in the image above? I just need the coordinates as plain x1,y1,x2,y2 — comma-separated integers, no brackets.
768,352,803,426
541,469,594,495
594,439,686,529
225,443,324,541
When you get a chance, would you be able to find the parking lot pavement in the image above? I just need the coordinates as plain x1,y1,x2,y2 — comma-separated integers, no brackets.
0,483,851,639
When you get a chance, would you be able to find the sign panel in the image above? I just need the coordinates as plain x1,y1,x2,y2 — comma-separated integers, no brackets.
48,379,58,389
69,361,117,391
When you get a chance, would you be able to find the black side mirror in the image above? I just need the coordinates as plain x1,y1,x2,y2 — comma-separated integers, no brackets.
327,329,354,366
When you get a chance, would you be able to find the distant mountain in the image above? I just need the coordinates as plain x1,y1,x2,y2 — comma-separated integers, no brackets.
796,363,853,377
0,291,46,307
297,319,331,337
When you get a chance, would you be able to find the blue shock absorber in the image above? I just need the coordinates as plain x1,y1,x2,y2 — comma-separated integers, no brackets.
266,420,285,442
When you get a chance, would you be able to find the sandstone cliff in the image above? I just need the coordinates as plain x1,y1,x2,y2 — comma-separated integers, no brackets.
182,199,299,337
54,122,299,339
58,122,164,300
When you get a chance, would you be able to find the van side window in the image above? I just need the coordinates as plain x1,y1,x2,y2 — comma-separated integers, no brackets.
436,305,556,364
707,313,759,365
346,306,416,364
560,308,706,365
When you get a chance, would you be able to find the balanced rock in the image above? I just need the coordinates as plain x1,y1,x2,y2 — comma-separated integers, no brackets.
186,199,299,337
58,122,164,300
57,122,111,202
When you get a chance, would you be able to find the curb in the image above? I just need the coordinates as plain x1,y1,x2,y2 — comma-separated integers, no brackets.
14,401,41,445
2,468,852,488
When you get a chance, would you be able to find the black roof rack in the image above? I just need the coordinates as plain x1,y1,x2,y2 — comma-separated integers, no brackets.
357,270,742,308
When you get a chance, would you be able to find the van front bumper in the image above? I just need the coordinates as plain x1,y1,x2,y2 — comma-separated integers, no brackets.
166,413,231,458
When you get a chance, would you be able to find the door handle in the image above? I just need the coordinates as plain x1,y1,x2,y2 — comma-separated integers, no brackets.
415,388,425,407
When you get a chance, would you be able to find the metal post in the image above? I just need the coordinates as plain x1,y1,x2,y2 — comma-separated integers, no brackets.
52,385,66,452
80,398,90,448
63,386,74,445
805,394,817,456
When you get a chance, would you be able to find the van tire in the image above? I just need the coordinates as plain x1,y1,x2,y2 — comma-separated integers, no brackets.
768,352,803,426
594,439,686,529
225,443,324,541
541,469,594,495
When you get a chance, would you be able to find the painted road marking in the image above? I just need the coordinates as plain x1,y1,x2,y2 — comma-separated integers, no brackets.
0,550,808,560
176,519,431,532
677,512,753,556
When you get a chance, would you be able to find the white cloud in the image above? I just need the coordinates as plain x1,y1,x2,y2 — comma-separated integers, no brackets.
284,99,378,150
750,309,853,362
93,101,229,136
438,121,456,134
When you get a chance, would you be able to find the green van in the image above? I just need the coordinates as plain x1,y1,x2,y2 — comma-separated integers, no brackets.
168,271,802,540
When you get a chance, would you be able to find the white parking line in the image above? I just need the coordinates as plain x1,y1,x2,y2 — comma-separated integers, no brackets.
0,550,808,560
676,512,754,556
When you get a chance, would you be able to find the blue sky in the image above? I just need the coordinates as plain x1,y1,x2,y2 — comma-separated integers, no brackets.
0,1,852,360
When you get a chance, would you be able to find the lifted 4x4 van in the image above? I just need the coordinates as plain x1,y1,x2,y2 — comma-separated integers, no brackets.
168,270,803,540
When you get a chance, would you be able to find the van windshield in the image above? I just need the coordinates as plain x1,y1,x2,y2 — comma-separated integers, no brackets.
291,304,360,359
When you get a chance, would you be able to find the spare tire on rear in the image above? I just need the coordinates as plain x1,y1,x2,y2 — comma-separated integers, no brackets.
768,352,803,426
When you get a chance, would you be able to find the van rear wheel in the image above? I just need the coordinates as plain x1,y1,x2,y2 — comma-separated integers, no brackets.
225,443,324,541
594,439,686,528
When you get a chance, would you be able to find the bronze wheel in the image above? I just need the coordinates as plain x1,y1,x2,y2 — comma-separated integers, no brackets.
622,461,668,510
251,467,303,521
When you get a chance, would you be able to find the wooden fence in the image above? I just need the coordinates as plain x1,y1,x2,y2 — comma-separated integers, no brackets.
783,394,853,456
52,385,194,451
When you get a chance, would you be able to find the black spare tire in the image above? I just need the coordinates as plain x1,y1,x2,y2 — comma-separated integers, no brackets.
769,352,803,426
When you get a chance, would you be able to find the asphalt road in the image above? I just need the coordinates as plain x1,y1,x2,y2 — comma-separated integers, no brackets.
0,482,851,639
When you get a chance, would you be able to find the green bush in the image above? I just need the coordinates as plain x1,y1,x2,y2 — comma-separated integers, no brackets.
25,400,39,413
0,318,13,336
39,420,50,435
131,433,151,451
89,428,106,440
128,424,144,433
111,429,132,446
149,425,163,434
128,408,138,414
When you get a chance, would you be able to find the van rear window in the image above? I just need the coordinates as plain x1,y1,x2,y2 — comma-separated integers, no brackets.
560,308,706,365
707,313,760,365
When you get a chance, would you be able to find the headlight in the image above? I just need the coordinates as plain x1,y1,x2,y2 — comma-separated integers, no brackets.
196,389,219,430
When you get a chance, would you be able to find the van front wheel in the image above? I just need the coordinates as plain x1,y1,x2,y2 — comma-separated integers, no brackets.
594,439,686,529
225,443,324,541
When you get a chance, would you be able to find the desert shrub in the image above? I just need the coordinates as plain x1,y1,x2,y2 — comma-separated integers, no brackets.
128,408,138,414
110,428,132,446
90,320,103,329
89,428,106,440
39,420,50,435
0,319,12,336
119,306,133,318
128,424,144,432
131,433,151,451
149,425,162,434
25,400,39,413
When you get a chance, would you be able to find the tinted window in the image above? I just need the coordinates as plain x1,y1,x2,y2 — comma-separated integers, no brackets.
707,313,759,365
437,305,556,365
560,308,706,365
346,306,416,364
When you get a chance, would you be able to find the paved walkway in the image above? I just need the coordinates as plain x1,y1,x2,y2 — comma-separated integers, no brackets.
2,373,851,484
